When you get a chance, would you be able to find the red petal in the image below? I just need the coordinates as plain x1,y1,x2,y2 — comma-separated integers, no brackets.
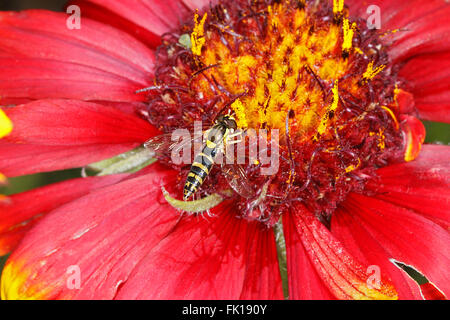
0,143,140,178
0,99,157,176
287,205,398,300
182,0,213,10
399,52,450,123
0,10,154,104
331,208,423,299
238,220,284,299
420,283,446,300
0,174,129,255
387,4,450,63
283,213,335,299
4,100,153,145
345,1,450,122
69,0,191,48
346,0,448,30
342,193,450,298
115,203,283,299
395,89,416,115
1,164,177,299
366,144,450,230
1,164,283,299
346,1,450,59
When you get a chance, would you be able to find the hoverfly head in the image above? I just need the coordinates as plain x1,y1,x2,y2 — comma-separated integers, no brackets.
219,114,237,130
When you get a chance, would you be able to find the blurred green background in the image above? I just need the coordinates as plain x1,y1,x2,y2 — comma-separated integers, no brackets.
0,0,449,297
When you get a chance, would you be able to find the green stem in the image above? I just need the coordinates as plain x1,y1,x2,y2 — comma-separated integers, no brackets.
86,145,156,176
274,218,289,299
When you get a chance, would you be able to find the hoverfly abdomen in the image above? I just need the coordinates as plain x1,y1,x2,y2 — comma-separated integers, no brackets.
183,121,228,200
183,146,217,200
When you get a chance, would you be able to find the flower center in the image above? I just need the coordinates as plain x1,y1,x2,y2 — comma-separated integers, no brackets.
195,3,351,137
142,0,417,225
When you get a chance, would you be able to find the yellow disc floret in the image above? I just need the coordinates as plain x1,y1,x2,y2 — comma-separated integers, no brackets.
190,3,362,142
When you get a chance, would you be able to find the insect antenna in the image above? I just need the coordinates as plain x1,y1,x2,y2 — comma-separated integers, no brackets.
135,85,189,94
188,63,221,91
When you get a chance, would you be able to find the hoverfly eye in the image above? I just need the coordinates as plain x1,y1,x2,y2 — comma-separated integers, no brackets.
228,119,237,130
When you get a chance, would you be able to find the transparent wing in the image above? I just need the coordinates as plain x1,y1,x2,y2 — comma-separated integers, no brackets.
143,132,204,160
221,163,256,199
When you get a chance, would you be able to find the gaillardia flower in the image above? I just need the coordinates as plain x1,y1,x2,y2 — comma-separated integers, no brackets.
0,0,449,300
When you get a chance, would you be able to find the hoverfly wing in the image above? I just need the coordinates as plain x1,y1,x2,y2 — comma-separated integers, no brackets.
221,164,256,199
143,133,176,158
143,132,204,162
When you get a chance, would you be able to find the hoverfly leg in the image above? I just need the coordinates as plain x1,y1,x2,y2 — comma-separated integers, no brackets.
226,134,243,145
226,129,245,144
205,207,216,217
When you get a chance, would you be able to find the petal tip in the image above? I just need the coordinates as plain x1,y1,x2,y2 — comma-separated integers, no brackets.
0,109,13,138
401,115,425,162
0,258,50,300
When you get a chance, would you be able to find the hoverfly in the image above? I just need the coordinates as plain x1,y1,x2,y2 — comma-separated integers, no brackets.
143,114,256,201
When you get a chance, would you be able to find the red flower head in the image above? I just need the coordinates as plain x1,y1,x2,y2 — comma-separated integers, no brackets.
0,0,449,300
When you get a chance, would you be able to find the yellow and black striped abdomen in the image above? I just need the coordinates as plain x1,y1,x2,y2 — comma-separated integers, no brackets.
183,144,217,200
183,123,229,200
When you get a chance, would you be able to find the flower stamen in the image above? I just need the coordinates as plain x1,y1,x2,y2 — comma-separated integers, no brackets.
342,18,356,54
191,12,208,56
363,61,386,81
